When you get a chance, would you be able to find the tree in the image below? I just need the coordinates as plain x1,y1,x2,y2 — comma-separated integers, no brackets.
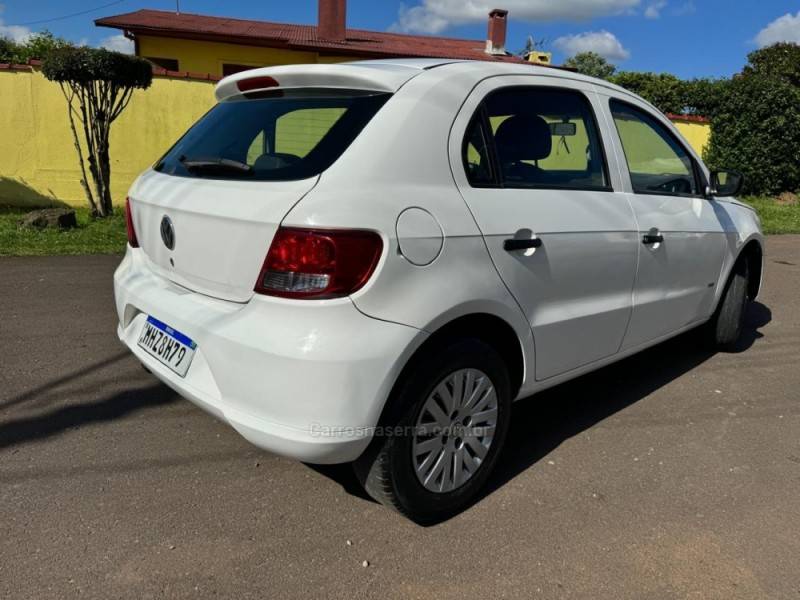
43,47,153,217
0,30,71,63
564,52,616,80
705,44,800,195
743,42,800,87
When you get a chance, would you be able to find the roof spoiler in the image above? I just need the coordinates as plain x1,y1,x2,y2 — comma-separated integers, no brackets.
215,63,418,101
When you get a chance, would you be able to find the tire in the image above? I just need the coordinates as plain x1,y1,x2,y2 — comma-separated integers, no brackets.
354,338,511,524
706,257,750,351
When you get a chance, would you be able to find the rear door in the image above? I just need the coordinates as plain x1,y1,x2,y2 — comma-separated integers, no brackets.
450,76,638,381
601,96,727,349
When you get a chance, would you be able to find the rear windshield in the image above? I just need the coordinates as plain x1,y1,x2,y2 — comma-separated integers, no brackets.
154,90,391,181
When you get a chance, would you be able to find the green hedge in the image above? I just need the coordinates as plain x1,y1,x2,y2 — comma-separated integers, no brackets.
705,44,800,195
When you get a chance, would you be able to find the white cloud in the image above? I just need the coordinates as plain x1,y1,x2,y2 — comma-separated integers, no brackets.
0,4,32,42
99,34,134,54
755,11,800,47
554,30,630,61
644,0,667,19
390,0,641,34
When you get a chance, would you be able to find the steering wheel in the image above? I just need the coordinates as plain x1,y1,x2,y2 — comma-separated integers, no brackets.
654,177,692,194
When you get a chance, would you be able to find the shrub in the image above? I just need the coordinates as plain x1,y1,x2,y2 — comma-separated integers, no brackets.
609,71,686,114
705,72,800,195
43,47,153,217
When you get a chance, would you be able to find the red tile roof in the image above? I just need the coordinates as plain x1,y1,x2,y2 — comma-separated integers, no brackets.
95,9,530,63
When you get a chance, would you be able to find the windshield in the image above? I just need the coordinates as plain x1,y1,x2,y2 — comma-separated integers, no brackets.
154,90,391,181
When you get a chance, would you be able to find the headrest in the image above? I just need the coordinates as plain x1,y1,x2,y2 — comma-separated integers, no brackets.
494,115,552,163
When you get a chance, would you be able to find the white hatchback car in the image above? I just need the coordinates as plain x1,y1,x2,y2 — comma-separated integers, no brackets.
116,59,763,522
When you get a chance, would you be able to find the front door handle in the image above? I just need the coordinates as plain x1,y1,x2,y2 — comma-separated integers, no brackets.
504,238,542,252
642,233,664,245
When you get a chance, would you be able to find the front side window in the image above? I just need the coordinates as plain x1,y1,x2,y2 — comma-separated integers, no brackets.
462,87,609,191
154,91,390,181
610,100,698,196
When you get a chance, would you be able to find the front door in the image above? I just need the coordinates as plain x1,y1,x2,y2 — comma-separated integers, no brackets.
450,77,639,380
603,98,727,349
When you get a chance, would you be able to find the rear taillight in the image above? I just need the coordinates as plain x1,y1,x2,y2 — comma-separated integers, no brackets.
255,228,383,299
125,197,139,248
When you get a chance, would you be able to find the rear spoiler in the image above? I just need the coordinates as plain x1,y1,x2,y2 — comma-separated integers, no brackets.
215,64,418,102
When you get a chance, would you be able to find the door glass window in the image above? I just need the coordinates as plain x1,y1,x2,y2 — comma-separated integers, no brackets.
471,87,608,190
610,100,697,196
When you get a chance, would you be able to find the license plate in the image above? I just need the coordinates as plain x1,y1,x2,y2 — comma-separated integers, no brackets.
137,316,197,377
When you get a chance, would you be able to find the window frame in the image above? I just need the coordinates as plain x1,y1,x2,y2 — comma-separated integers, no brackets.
608,98,707,199
461,105,500,188
460,85,613,193
145,57,179,71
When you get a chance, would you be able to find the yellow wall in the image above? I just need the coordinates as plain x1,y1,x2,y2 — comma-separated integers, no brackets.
0,67,215,208
137,35,354,75
0,65,712,209
672,120,711,156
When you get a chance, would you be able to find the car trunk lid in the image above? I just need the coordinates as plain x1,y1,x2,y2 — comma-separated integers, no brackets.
130,170,317,303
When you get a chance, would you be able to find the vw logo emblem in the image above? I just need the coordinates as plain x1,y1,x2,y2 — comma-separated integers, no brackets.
160,215,175,251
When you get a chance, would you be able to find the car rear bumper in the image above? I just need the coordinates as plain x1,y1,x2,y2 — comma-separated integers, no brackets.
114,247,424,464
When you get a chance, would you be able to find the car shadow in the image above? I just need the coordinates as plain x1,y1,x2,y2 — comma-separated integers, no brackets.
310,301,772,523
0,383,176,450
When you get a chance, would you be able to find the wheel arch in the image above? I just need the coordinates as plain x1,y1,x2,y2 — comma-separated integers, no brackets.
375,312,526,428
740,238,763,300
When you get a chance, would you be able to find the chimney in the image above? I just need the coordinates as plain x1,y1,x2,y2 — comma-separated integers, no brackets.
485,9,508,55
318,0,347,42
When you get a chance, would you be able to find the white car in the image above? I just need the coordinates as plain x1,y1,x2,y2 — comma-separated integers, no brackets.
115,59,763,522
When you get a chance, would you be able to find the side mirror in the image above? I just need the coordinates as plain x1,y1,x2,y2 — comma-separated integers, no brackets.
709,169,744,197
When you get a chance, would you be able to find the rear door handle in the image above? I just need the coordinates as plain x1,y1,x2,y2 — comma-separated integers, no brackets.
504,238,542,251
642,233,664,245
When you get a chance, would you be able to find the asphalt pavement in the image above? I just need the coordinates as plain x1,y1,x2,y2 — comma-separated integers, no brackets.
1,237,799,599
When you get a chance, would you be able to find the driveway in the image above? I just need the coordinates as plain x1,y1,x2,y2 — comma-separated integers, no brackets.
1,237,799,599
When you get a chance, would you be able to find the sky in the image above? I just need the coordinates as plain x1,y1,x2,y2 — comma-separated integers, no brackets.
1,0,799,78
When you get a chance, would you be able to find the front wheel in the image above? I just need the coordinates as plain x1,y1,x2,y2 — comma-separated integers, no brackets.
706,257,750,351
354,338,511,523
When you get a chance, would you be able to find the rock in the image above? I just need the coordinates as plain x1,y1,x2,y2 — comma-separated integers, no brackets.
361,560,369,568
18,208,78,230
776,192,799,206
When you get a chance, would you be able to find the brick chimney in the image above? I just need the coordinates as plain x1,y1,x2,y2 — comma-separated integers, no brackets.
485,9,508,55
318,0,347,41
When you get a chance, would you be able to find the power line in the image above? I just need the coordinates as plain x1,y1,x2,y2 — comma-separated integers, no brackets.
13,0,126,27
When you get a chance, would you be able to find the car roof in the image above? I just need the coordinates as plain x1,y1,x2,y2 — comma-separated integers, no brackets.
215,58,641,111
347,58,636,98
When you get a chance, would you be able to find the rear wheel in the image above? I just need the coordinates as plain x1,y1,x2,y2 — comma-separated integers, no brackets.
354,338,511,523
706,257,750,351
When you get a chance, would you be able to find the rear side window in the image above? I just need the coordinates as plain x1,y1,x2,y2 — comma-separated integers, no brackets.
462,87,609,191
154,91,390,181
610,100,698,196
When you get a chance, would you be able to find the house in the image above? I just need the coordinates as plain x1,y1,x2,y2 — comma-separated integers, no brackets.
95,0,552,77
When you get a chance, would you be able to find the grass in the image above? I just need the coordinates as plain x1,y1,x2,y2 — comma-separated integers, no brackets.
0,196,797,257
0,206,127,256
742,196,800,235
